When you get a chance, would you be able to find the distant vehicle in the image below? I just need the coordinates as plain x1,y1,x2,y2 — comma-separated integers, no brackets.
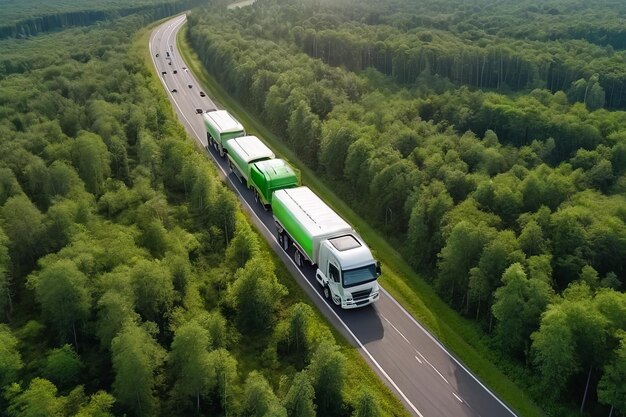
195,109,203,114
168,62,171,65
156,53,159,57
166,51,170,57
203,110,246,157
171,89,177,93
188,84,193,88
200,91,206,97
173,70,178,74
161,71,166,75
273,187,381,307
182,67,187,70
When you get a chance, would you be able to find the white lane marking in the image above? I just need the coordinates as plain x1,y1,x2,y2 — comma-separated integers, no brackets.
427,361,449,385
151,18,425,417
414,355,423,364
381,288,518,416
415,350,448,385
453,393,464,403
151,17,425,417
381,314,411,346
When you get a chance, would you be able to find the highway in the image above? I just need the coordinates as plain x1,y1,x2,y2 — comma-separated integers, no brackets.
150,15,519,417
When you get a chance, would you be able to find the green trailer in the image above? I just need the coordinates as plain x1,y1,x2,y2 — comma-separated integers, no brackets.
272,186,381,309
249,159,298,209
203,110,245,157
226,136,275,186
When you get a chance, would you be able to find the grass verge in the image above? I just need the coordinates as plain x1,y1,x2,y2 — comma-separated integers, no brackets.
177,23,546,417
135,20,410,417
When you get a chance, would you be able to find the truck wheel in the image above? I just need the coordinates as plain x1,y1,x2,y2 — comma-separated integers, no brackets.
277,231,283,247
219,146,225,158
228,160,233,172
254,190,259,203
282,235,290,252
323,285,330,300
294,250,303,268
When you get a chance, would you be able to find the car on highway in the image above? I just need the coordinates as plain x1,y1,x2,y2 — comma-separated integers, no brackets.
161,71,166,75
166,51,170,57
156,53,159,57
173,70,178,74
195,109,203,114
171,89,177,93
200,91,206,97
188,84,193,88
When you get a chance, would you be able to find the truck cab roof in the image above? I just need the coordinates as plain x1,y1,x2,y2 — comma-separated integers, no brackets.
326,234,375,270
203,110,244,134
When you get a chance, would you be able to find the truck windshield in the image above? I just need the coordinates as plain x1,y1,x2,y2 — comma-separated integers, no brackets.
342,264,377,288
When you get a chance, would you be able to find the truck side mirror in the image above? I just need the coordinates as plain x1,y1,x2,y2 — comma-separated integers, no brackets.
375,261,382,277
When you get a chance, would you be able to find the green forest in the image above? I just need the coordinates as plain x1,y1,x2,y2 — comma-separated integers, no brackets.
185,0,626,415
0,3,408,417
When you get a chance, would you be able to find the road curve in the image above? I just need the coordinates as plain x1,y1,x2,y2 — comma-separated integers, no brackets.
149,15,519,417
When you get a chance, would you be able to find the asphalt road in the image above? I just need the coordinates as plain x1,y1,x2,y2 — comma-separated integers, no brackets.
150,15,519,417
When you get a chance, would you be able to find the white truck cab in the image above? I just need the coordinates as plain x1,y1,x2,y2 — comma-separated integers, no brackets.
316,234,381,308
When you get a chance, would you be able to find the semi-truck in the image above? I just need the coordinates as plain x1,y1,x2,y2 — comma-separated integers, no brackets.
249,159,299,210
272,187,381,308
225,136,275,186
203,110,245,156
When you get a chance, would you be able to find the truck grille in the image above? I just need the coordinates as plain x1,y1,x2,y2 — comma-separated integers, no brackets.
351,288,372,301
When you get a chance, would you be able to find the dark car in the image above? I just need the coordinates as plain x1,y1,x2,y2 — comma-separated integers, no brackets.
173,70,178,74
182,67,187,70
195,108,203,114
168,61,171,65
166,51,170,57
171,89,177,93
161,71,166,75
188,84,193,88
200,91,206,97
156,53,159,57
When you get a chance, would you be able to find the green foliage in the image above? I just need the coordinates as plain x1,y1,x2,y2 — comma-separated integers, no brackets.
1,194,44,266
307,341,346,417
111,321,165,417
204,348,238,413
352,389,381,417
597,331,626,414
228,256,287,334
0,226,11,321
43,345,83,390
27,259,90,346
492,263,552,358
72,132,111,196
6,378,66,417
225,213,260,270
168,320,211,412
0,324,22,386
240,371,287,417
283,371,315,417
130,259,174,324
